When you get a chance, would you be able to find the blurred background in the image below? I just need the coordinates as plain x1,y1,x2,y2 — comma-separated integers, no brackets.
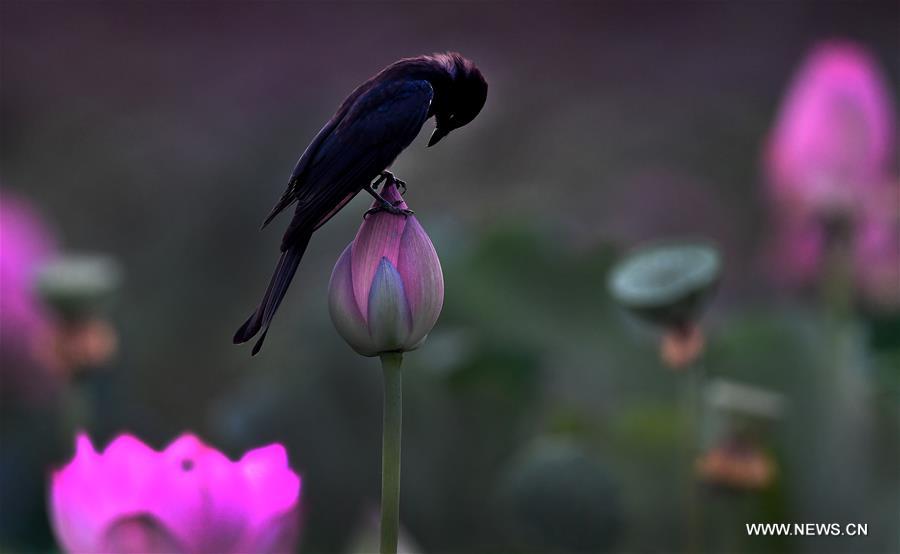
1,2,898,553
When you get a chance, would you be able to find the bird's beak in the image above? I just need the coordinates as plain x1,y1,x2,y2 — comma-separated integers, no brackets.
427,127,449,147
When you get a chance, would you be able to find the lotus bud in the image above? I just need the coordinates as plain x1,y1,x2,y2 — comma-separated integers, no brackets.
329,182,444,356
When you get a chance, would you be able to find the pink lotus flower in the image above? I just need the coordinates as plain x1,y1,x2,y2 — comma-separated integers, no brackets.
0,189,58,403
50,433,301,554
765,41,894,219
328,182,444,356
0,190,56,341
763,41,899,300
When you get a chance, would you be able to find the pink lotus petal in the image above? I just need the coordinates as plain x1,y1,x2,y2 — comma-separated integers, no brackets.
0,189,58,402
239,444,302,528
238,510,301,554
766,41,895,219
0,190,56,297
49,433,301,554
367,258,413,352
351,193,409,316
396,217,444,348
329,244,378,356
155,435,250,553
329,181,444,356
100,513,186,554
50,435,104,553
378,182,409,210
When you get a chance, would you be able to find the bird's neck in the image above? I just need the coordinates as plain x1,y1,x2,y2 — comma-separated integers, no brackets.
382,57,455,112
400,61,453,86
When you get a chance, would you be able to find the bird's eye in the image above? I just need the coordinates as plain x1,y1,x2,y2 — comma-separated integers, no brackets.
447,113,457,123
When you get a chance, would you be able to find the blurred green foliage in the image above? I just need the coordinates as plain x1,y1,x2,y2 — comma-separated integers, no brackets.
2,3,898,554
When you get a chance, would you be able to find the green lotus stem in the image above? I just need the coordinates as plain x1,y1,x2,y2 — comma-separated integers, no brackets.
685,358,704,554
821,221,853,322
379,352,403,554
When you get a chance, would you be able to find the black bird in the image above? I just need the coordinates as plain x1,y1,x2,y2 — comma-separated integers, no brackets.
234,52,488,354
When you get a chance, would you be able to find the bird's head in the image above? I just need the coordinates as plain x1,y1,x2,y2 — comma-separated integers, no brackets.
428,53,488,147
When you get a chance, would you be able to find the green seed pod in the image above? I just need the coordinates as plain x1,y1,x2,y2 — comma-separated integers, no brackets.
608,240,721,329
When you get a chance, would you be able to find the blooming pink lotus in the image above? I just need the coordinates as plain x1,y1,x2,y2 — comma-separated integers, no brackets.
50,433,301,554
765,41,894,219
764,41,898,299
0,189,58,402
329,182,444,356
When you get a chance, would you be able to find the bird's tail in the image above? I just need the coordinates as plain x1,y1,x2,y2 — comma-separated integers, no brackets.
233,230,312,355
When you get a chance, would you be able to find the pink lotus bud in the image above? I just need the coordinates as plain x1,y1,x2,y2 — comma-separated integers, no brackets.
49,433,301,554
765,41,895,220
328,182,444,356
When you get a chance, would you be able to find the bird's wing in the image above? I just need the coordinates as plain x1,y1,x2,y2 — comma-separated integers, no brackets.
279,79,434,250
261,118,341,228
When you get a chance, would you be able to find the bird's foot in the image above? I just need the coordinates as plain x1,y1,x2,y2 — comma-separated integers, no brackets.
374,171,407,194
364,200,414,219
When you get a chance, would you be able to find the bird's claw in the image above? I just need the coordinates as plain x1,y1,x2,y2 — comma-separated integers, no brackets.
364,200,414,219
374,171,407,195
